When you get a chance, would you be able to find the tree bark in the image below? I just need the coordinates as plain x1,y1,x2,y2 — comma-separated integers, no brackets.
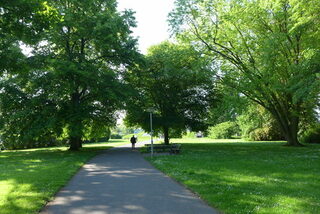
270,109,303,147
283,116,303,146
69,136,82,151
163,126,169,145
68,92,83,151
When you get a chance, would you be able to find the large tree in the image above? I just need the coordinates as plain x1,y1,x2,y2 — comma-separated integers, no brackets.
0,0,56,73
170,0,320,146
0,0,140,150
125,41,216,144
0,0,59,149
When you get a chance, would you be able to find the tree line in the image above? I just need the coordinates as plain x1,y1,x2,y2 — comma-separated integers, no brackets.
0,0,319,150
1,0,140,150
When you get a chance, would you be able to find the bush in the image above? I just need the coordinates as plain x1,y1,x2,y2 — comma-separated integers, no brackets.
208,122,240,139
249,126,283,141
2,137,65,150
237,104,284,141
110,134,122,139
183,131,197,138
169,129,183,138
98,136,110,142
300,125,320,144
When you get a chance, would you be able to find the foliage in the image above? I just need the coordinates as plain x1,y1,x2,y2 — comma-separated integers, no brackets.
237,104,284,141
110,134,123,139
0,0,59,150
169,0,320,146
84,126,111,143
300,124,320,144
0,0,58,74
110,125,142,139
122,132,151,142
208,121,239,139
249,127,280,141
125,41,217,144
2,137,64,150
0,0,140,150
0,140,128,214
182,131,197,139
208,86,248,126
112,125,135,137
147,140,320,213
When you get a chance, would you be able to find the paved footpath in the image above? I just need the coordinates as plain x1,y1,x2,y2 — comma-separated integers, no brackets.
41,142,220,214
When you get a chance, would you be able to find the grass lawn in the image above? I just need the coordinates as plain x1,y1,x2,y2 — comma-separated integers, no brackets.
0,139,128,214
146,138,320,214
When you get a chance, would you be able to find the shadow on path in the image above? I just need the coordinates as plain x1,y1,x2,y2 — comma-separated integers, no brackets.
41,145,219,214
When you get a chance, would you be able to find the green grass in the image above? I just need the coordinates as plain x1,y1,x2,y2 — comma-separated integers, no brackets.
0,140,128,214
146,138,320,214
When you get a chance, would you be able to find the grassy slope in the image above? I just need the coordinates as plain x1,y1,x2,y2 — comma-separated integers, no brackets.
0,140,127,214
147,138,320,214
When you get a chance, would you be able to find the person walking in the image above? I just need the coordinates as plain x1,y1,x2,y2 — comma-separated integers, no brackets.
130,135,137,150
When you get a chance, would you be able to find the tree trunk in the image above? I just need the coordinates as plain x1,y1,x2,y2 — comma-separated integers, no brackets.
68,121,84,150
284,131,301,146
68,92,83,151
283,116,303,146
69,136,82,151
163,126,169,145
271,110,303,147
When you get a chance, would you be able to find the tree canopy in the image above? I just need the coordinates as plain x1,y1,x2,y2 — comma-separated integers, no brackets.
125,41,217,144
1,0,319,149
0,0,140,150
169,0,320,146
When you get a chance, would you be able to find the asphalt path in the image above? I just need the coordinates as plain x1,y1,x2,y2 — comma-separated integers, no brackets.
41,142,219,214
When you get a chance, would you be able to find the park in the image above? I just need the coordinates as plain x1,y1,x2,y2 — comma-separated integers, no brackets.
0,0,320,213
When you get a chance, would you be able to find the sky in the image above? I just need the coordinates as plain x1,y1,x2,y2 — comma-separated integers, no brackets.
117,0,175,54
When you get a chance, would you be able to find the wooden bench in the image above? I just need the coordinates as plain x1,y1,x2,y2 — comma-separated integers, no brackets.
144,143,181,154
170,143,181,154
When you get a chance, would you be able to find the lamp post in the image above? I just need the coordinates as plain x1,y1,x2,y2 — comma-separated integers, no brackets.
150,111,153,157
147,108,155,157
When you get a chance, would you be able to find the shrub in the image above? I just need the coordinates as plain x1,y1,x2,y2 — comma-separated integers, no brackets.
83,126,111,143
249,126,283,141
237,104,284,141
110,134,122,139
208,121,239,139
183,131,197,138
300,125,320,144
2,137,65,150
169,129,183,138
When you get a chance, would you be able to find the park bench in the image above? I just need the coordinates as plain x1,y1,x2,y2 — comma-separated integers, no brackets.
170,143,181,154
144,143,181,154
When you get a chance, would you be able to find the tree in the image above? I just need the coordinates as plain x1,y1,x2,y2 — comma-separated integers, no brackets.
208,121,240,139
125,41,216,144
237,103,284,141
0,0,56,73
0,0,140,150
208,86,247,125
0,0,59,149
170,0,320,146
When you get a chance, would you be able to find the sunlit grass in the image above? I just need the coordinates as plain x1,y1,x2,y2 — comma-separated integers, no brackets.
0,140,128,214
122,132,151,141
147,139,320,214
170,137,286,144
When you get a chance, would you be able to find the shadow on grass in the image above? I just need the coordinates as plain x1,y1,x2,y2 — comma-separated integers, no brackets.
40,147,217,214
149,142,320,213
0,144,116,214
